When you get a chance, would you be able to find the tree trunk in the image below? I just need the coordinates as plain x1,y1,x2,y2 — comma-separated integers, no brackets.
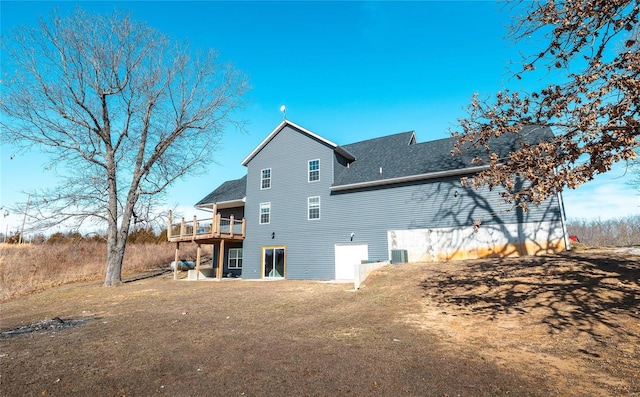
103,199,137,286
104,213,136,286
103,168,140,286
104,206,126,286
104,149,123,287
104,238,126,286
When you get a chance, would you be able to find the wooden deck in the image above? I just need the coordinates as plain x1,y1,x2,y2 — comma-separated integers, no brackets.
167,208,245,243
168,205,245,280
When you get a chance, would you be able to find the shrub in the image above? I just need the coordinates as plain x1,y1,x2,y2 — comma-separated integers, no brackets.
127,227,158,244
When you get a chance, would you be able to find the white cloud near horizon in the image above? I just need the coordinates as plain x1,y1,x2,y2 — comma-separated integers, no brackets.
562,166,639,220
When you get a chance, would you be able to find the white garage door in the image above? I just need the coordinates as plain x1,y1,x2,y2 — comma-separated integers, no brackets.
334,243,368,280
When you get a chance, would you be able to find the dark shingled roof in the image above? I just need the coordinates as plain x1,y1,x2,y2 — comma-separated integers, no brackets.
195,125,553,205
195,175,246,206
332,125,554,187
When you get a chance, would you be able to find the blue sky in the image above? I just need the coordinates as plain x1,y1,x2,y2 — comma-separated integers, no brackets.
1,1,638,235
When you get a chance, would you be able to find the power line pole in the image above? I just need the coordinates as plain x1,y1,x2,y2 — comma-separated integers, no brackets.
19,193,30,244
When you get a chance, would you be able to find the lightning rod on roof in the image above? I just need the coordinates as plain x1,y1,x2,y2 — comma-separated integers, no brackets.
280,105,286,120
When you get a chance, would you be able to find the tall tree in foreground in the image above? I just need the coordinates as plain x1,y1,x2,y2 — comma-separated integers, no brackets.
0,8,248,285
454,0,639,210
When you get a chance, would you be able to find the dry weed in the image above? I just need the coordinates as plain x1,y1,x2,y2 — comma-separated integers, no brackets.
0,242,198,300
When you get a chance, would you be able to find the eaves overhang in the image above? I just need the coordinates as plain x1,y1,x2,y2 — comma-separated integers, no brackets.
330,165,490,192
334,146,356,162
196,198,246,211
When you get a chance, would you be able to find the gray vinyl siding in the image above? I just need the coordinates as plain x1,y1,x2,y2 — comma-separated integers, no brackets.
329,177,562,263
242,125,338,280
242,126,563,280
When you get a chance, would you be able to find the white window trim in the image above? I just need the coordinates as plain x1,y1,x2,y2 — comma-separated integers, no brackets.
261,168,271,190
259,202,271,225
308,159,320,183
228,248,243,269
308,196,320,220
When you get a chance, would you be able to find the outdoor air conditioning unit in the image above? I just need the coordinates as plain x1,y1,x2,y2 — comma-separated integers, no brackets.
390,249,408,264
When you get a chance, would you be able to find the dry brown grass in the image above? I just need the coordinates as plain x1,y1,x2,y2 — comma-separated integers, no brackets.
1,248,638,396
0,242,198,301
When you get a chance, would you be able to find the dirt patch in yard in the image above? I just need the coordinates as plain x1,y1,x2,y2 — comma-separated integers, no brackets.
1,248,638,396
400,247,640,396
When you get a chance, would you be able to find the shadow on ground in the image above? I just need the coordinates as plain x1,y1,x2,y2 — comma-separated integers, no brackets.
419,249,640,339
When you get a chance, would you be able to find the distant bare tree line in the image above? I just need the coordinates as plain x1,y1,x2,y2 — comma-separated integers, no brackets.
567,215,640,247
1,227,168,245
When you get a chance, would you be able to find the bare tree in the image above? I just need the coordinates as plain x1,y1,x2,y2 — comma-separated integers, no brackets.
1,8,248,285
453,0,639,210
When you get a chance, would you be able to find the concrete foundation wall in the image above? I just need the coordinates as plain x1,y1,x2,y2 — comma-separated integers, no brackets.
354,261,390,289
388,220,567,262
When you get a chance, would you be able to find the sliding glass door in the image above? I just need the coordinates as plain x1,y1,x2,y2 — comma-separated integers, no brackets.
263,247,285,278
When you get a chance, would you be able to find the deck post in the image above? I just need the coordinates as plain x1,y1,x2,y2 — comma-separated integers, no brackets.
192,215,197,240
180,218,186,239
241,219,246,237
217,239,225,279
173,242,180,280
168,210,173,240
195,244,201,281
215,213,221,237
229,214,235,238
212,204,218,235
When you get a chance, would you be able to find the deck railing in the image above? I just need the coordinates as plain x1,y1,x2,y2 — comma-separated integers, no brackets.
168,206,245,241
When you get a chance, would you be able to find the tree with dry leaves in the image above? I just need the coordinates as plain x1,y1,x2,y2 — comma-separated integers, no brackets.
454,0,639,210
1,8,248,285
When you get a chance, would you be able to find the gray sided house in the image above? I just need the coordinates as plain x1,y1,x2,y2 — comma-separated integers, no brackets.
194,120,569,280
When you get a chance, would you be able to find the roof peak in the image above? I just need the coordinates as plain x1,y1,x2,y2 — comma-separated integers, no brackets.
241,119,338,166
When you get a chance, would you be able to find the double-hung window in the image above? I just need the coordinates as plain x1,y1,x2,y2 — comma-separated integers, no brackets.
260,168,271,190
260,202,271,224
308,196,320,220
308,160,320,182
228,248,243,269
261,168,271,189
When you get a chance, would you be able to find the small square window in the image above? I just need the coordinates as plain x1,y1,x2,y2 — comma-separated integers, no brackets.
308,160,320,182
228,248,243,269
261,168,271,190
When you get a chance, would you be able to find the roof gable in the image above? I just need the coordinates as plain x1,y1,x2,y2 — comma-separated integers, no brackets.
241,120,353,166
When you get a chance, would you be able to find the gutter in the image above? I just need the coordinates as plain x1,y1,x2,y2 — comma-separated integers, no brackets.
330,165,490,192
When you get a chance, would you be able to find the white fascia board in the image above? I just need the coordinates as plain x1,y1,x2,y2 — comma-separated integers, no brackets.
241,120,337,166
196,197,246,211
330,165,490,192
